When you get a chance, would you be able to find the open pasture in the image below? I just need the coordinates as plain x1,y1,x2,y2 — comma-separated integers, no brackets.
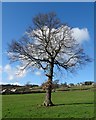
2,90,94,118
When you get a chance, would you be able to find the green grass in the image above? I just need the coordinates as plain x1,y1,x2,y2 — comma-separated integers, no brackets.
2,90,94,118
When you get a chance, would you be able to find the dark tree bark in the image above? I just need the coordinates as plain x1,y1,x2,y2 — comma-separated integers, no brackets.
43,60,54,106
43,80,53,106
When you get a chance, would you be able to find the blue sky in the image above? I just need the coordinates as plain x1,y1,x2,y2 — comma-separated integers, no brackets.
1,2,94,86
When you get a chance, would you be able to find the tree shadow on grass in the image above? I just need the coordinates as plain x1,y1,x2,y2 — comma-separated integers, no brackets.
54,102,94,106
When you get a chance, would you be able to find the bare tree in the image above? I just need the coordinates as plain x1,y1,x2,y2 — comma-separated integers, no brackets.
7,12,91,106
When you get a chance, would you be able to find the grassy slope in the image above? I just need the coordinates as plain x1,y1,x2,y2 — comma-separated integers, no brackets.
2,90,94,118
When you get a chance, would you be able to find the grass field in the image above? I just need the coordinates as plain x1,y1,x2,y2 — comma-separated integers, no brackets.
2,90,94,118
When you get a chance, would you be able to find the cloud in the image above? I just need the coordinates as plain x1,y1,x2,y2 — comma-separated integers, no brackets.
11,82,20,86
3,64,27,81
8,75,14,80
27,25,90,45
4,64,11,72
0,82,9,85
4,64,14,80
0,81,21,86
72,28,90,43
15,68,27,78
35,71,41,76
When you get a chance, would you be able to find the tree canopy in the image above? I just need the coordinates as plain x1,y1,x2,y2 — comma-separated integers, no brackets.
7,12,91,75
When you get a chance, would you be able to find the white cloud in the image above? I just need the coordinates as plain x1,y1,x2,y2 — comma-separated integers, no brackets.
0,81,21,86
27,25,90,47
8,75,14,80
0,82,9,85
72,28,90,43
16,69,27,78
4,64,14,80
3,64,27,81
4,64,11,72
40,68,43,71
35,71,41,76
11,82,20,86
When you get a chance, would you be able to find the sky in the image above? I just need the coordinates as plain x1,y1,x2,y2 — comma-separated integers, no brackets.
1,0,95,2
1,2,94,86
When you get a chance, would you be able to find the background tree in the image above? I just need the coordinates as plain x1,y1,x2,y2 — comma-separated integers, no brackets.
60,82,68,88
52,80,59,91
7,12,91,106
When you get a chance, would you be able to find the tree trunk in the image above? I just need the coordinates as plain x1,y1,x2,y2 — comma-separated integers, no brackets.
43,79,54,106
43,61,54,106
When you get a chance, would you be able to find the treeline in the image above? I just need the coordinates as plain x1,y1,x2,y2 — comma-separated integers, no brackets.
0,81,95,95
0,84,44,95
